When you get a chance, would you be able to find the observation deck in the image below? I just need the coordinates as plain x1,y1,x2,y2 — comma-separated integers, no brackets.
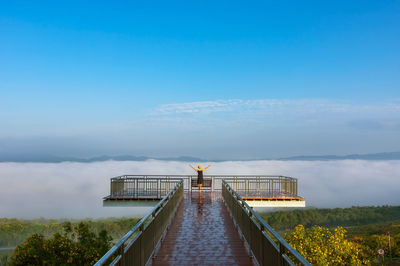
97,176,309,266
103,175,305,207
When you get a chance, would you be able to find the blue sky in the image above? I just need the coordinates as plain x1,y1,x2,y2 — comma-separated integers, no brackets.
1,1,399,159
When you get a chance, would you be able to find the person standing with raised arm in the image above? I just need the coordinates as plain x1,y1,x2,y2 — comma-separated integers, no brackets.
189,164,211,191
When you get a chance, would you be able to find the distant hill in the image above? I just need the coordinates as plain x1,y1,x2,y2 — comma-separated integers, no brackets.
279,151,400,161
0,152,399,163
0,154,205,163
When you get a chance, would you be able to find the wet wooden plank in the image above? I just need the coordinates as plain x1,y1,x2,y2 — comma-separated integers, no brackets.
152,192,254,266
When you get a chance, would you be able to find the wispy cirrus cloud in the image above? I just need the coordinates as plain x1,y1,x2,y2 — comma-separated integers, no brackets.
145,99,400,138
152,99,400,124
154,99,302,115
155,99,244,114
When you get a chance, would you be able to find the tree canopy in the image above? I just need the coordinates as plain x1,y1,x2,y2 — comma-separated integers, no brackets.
7,222,112,266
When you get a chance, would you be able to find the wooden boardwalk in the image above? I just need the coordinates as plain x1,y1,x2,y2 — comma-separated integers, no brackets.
152,191,254,266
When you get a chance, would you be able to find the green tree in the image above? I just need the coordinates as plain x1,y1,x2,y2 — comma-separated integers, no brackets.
356,232,400,261
0,254,9,266
285,225,369,265
262,206,400,231
8,222,112,265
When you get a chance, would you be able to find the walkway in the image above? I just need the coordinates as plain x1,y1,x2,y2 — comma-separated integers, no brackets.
152,191,254,266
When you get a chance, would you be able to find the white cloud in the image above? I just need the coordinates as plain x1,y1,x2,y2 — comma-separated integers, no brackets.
155,99,244,114
148,99,400,136
0,160,399,219
153,98,400,117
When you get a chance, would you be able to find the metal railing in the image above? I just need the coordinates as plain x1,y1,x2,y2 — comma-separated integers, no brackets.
107,175,300,199
222,180,310,266
108,177,183,199
95,180,184,266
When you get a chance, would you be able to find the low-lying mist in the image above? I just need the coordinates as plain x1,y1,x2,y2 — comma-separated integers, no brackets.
0,160,399,219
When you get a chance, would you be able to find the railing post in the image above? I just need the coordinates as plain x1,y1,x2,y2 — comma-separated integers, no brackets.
279,242,285,266
119,243,125,266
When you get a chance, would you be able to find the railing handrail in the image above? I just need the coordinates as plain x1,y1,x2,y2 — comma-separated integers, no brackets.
111,175,297,180
108,175,300,199
222,180,310,266
95,179,183,266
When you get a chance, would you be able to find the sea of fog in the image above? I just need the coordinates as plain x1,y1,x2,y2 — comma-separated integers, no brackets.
1,160,399,219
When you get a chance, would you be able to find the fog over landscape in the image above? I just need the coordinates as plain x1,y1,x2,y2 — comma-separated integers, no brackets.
1,160,399,219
